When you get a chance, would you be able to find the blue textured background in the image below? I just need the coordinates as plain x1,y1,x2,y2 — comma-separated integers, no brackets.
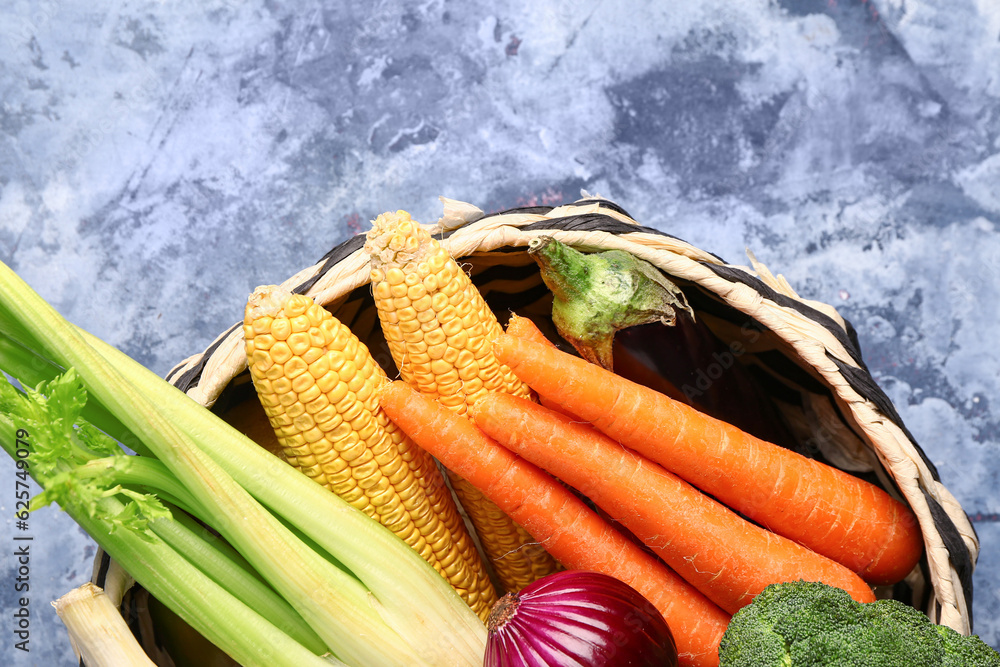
2,0,998,663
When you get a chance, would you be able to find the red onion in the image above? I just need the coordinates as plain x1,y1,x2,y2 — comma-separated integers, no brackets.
484,570,678,667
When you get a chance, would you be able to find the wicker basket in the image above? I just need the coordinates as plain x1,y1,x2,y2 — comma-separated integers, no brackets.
82,195,978,664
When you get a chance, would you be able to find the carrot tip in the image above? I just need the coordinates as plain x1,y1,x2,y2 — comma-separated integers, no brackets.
376,379,408,406
467,391,497,420
492,333,516,361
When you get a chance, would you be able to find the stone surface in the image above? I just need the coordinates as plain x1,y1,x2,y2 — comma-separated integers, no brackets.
1,0,998,663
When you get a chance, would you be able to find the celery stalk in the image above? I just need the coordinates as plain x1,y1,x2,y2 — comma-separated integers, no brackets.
53,582,157,667
151,509,328,653
0,418,332,667
1,333,356,638
0,377,326,655
69,458,324,652
1,336,335,575
0,266,418,667
0,260,486,665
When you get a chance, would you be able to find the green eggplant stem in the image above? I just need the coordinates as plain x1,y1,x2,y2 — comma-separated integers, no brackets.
528,236,694,370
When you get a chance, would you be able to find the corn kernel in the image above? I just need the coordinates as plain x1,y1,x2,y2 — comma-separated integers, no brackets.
293,413,315,431
272,376,292,394
385,267,405,286
287,332,312,356
304,394,329,414
284,356,308,380
291,372,315,394
312,404,338,425
251,350,273,371
297,384,321,405
251,316,273,335
306,304,325,326
270,341,293,364
271,318,291,341
301,347,324,365
252,334,276,351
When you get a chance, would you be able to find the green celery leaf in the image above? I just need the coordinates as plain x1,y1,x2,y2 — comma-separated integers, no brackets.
2,367,165,540
31,466,113,518
108,486,172,540
31,463,169,540
29,367,87,429
0,369,93,477
74,420,129,459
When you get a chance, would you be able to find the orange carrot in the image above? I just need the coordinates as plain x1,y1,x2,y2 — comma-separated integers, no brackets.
504,314,579,418
492,334,923,587
507,314,690,409
472,390,878,613
505,313,556,347
379,380,730,667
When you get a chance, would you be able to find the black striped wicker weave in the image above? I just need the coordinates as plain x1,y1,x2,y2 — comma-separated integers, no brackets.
88,195,978,663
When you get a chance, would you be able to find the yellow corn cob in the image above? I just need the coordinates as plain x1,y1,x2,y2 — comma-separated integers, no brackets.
364,210,561,594
242,285,496,619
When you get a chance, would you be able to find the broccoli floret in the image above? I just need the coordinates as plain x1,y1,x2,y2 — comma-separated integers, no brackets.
938,624,1000,667
718,580,1000,667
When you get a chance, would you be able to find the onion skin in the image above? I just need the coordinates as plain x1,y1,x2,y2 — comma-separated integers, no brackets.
484,570,679,667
